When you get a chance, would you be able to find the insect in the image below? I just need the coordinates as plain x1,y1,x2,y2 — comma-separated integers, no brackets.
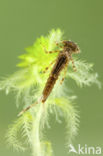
18,40,80,116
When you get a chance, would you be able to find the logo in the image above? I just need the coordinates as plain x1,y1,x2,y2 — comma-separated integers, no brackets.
69,144,102,155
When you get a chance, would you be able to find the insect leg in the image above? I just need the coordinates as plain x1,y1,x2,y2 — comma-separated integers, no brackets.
42,44,60,54
43,59,56,73
71,57,77,72
46,50,59,54
44,48,59,54
60,63,68,85
56,41,64,48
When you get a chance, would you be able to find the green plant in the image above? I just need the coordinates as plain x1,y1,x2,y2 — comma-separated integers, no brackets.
0,29,101,156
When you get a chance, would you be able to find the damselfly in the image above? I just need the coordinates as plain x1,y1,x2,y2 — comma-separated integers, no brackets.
18,40,80,116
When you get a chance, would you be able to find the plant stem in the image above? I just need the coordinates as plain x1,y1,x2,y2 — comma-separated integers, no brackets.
31,104,44,156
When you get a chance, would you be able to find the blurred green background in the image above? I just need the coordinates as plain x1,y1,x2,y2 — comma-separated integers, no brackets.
0,0,103,156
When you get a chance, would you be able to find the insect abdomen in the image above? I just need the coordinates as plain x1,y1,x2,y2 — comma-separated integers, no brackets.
42,75,58,103
42,54,68,103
